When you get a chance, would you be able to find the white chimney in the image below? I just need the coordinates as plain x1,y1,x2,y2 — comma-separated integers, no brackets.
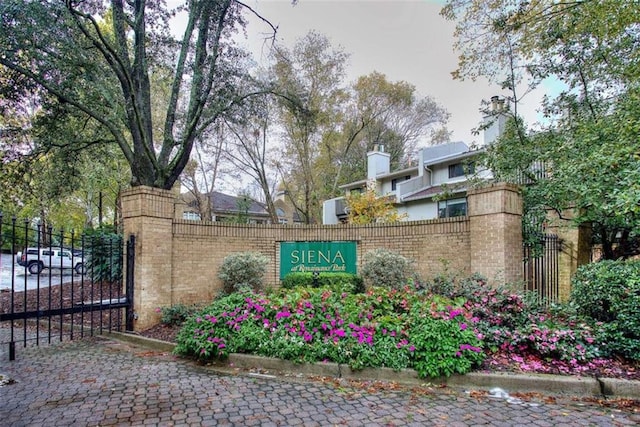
483,96,508,146
367,148,391,180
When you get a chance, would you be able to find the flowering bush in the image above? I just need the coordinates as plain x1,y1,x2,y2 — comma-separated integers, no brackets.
487,317,600,362
172,270,638,378
422,272,603,367
174,287,484,378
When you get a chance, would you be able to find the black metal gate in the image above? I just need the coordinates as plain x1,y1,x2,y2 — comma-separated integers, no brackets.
523,234,561,303
0,216,135,360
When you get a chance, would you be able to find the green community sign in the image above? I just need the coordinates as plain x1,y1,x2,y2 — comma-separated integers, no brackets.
279,241,357,279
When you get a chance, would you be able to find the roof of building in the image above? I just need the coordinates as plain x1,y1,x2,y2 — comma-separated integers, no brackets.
422,142,485,166
183,191,269,216
401,184,468,202
421,141,469,160
183,191,304,222
210,192,267,215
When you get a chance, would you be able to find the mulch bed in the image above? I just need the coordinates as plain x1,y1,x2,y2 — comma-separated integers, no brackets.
140,323,181,343
478,352,640,381
0,281,127,331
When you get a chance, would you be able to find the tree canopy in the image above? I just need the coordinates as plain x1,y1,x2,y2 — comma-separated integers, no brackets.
270,32,449,223
1,2,450,226
0,0,265,190
443,0,640,259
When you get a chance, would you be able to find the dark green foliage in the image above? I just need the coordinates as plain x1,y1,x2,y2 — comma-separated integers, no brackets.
571,260,640,360
0,217,35,253
84,227,122,282
280,272,364,294
159,304,203,327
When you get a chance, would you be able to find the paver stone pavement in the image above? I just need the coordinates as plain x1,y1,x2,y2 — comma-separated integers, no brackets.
1,336,639,426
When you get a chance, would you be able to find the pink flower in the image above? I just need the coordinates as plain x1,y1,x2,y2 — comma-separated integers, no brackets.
460,323,467,331
460,344,482,353
449,309,462,319
275,311,291,320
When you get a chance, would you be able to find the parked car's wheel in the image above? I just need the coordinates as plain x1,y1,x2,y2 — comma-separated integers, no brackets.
28,262,44,275
75,263,85,275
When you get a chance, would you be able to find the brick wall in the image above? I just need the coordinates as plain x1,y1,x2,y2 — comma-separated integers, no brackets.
121,183,523,330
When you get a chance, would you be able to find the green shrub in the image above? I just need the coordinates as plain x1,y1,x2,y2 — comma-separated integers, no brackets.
571,260,640,321
571,260,640,360
360,248,415,290
217,252,269,294
158,304,202,326
84,227,123,282
281,272,314,288
423,270,489,298
281,272,364,294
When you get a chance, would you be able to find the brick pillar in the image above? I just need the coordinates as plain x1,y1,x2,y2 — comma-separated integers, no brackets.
546,210,592,301
468,183,523,285
121,186,177,331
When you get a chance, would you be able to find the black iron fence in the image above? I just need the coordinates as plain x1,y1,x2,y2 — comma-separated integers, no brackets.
523,234,561,303
0,215,134,360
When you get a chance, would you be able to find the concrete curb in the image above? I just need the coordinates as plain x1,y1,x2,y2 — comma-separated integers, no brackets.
107,331,640,399
105,331,176,353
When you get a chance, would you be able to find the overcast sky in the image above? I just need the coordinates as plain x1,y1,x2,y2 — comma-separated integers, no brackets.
238,0,539,146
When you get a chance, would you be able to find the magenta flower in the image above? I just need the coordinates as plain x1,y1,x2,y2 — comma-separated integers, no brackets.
275,311,291,320
449,309,462,319
459,344,482,353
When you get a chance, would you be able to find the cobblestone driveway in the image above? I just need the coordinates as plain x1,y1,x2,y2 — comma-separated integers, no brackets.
0,337,638,426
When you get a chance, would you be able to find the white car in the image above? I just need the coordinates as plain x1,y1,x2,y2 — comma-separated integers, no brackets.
16,247,85,275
